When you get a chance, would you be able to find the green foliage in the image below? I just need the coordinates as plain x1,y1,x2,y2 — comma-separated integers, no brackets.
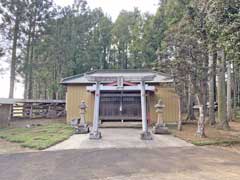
0,123,74,150
1,0,239,102
19,3,164,99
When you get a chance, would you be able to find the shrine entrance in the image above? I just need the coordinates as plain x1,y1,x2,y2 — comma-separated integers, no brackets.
86,75,156,140
99,92,142,121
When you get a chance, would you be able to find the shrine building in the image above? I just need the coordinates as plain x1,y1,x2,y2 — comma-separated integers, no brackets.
61,69,180,138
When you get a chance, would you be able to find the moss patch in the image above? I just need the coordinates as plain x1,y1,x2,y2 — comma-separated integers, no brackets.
0,123,74,150
192,139,240,146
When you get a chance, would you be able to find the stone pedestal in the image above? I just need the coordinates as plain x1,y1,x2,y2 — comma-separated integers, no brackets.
89,131,102,139
152,99,169,134
75,124,89,134
140,131,153,140
152,124,169,134
71,118,90,134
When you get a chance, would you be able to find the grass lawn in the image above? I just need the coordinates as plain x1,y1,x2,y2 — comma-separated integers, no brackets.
0,123,74,150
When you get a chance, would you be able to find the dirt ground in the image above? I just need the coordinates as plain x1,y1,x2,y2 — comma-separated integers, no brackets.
172,121,240,153
0,139,36,154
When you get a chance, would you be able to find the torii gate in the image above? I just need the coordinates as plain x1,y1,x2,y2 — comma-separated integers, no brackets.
86,75,155,140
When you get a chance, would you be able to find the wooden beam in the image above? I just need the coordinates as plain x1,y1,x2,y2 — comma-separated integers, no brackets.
86,84,155,92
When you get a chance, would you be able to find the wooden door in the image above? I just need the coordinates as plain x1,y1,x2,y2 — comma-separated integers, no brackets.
99,93,141,120
122,96,141,119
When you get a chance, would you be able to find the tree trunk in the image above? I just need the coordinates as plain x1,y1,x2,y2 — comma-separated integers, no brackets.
227,60,232,121
232,61,238,118
9,15,20,98
196,105,206,137
195,93,206,137
44,80,48,99
217,50,230,130
196,80,207,137
208,49,216,126
178,96,183,131
27,44,34,99
124,43,128,69
27,14,36,99
24,29,32,99
191,78,206,137
196,38,208,137
186,75,196,120
101,46,107,69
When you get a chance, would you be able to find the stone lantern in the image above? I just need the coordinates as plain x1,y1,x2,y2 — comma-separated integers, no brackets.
80,101,87,124
152,99,169,134
71,101,89,134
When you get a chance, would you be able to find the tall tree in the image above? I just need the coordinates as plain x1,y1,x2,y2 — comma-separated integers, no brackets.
87,8,112,69
112,10,138,69
208,44,217,126
217,50,229,129
23,0,53,99
207,0,239,127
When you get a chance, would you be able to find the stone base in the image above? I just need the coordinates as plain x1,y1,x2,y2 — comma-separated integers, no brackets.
75,126,89,134
89,131,102,140
140,131,153,140
152,124,170,134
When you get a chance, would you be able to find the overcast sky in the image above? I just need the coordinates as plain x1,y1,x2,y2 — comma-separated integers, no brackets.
57,0,159,21
0,0,159,98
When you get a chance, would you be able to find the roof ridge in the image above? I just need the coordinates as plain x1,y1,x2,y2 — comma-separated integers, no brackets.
61,69,173,84
95,69,154,73
61,73,84,83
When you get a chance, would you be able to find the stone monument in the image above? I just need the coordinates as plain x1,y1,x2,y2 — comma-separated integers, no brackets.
152,99,169,134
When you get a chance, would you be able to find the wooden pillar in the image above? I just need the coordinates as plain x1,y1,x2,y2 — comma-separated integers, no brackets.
140,81,152,140
89,81,102,139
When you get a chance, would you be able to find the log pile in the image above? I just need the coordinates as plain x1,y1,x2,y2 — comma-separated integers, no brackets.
12,99,65,120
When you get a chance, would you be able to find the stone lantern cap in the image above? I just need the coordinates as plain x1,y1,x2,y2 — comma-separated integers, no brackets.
154,99,165,109
80,101,87,109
